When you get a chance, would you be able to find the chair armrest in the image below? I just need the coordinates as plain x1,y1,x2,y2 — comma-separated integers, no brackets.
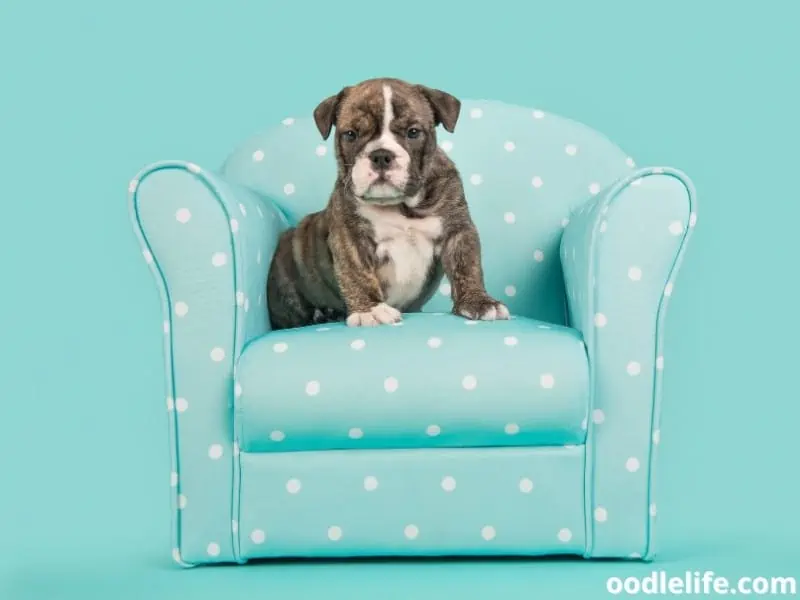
561,167,697,560
128,160,287,565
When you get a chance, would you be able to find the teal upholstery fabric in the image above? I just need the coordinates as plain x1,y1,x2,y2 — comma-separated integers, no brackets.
128,99,696,566
236,314,589,453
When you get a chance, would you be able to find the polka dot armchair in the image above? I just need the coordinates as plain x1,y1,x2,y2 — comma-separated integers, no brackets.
128,99,696,566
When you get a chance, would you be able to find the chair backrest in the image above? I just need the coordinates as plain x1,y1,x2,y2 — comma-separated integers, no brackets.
221,99,634,324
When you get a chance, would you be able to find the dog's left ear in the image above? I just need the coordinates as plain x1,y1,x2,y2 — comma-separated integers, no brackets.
417,86,461,133
313,88,347,140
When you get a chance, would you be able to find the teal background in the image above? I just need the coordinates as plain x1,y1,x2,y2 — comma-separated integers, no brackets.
2,0,798,597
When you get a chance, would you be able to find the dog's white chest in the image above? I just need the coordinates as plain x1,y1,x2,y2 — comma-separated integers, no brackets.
359,205,442,309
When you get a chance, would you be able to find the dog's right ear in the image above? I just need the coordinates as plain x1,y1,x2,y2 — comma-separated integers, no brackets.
313,89,347,140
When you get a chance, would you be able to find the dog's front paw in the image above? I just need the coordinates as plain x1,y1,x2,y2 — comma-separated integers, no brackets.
346,303,402,327
454,295,510,321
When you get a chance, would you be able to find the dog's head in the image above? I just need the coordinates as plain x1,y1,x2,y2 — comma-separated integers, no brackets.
313,78,460,205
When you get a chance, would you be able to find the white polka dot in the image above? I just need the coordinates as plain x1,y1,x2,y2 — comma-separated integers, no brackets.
592,409,605,424
470,108,483,119
238,203,247,217
656,356,664,370
426,424,441,437
561,217,570,228
252,149,264,162
589,182,601,195
272,342,288,353
465,320,478,326
519,478,534,493
315,145,327,157
626,157,636,167
142,250,153,264
171,548,182,564
178,494,188,509
210,347,225,362
533,249,544,262
404,524,419,540
231,520,238,533
630,552,642,559
384,377,399,393
441,476,456,492
269,430,285,442
481,526,496,541
540,373,555,389
504,336,518,346
664,282,674,297
235,292,245,307
233,442,240,457
668,221,684,236
594,507,608,522
175,397,188,413
305,381,320,396
565,144,578,156
504,285,517,297
350,339,366,350
208,444,223,460
348,427,364,439
649,503,658,517
469,174,483,186
282,117,295,126
186,163,201,174
599,220,608,233
230,218,239,233
175,208,191,223
170,472,178,487
628,266,642,281
594,313,607,328
689,212,697,227
627,361,642,376
440,140,453,152
128,179,139,193
284,183,296,195
626,457,641,472
503,212,516,224
363,476,379,491
163,321,170,334
531,176,543,188
286,478,302,494
327,526,343,541
652,429,661,444
504,141,516,152
462,375,477,391
250,529,266,544
439,282,451,297
206,542,220,557
174,302,189,317
166,396,174,411
233,382,243,400
504,423,520,435
427,337,442,349
532,109,545,119
558,528,573,543
581,418,588,430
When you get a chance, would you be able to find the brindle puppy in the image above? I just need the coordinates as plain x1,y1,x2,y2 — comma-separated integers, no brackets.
266,77,509,329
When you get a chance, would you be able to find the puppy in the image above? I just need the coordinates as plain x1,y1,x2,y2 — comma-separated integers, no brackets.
266,77,509,330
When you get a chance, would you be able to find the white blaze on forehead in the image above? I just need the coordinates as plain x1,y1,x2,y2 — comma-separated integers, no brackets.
350,84,412,199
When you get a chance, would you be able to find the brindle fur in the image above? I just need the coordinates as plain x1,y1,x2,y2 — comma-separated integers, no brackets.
266,77,507,330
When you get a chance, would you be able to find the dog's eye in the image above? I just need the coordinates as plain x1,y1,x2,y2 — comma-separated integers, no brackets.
341,130,358,142
407,127,422,139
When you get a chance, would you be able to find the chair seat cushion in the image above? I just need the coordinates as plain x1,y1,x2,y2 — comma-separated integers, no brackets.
235,314,589,453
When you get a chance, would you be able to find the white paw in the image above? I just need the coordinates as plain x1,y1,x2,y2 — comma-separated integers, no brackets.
454,298,511,321
479,303,510,321
346,303,402,327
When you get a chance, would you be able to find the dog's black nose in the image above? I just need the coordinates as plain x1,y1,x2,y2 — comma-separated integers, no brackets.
369,149,395,171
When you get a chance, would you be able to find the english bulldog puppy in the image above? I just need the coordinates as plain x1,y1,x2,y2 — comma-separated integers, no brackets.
266,77,509,330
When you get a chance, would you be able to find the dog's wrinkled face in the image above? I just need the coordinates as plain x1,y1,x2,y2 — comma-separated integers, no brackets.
313,78,460,205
